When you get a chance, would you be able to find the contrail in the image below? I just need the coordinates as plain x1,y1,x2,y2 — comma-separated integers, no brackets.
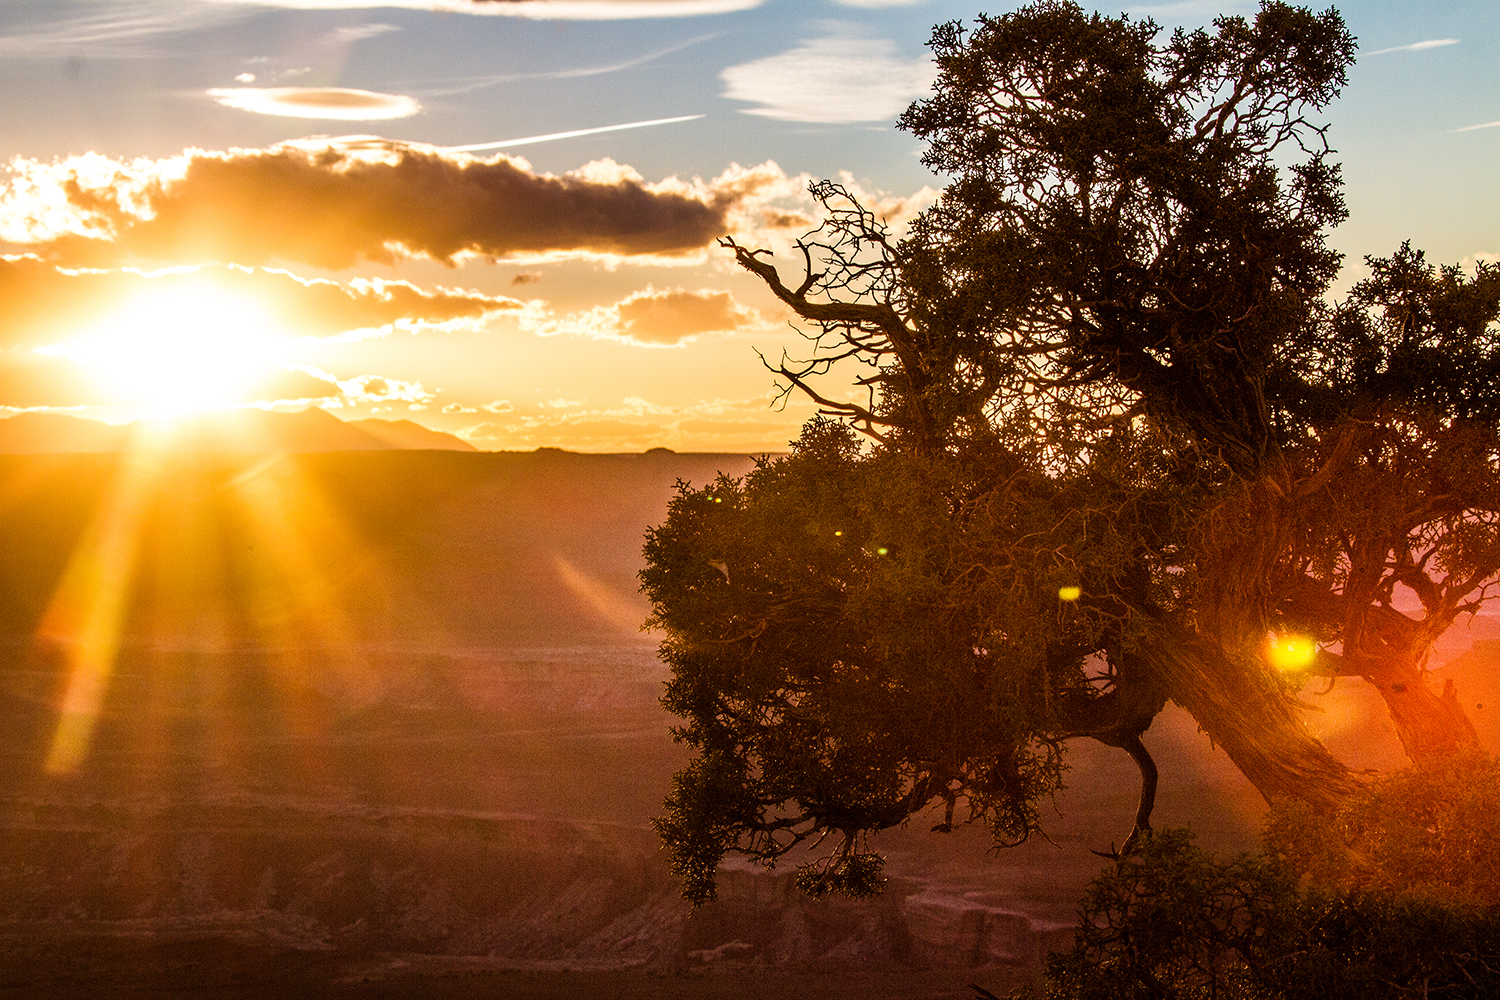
436,114,704,153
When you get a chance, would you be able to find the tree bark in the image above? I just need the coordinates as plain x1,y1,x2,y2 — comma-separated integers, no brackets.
1138,621,1362,812
1357,656,1480,761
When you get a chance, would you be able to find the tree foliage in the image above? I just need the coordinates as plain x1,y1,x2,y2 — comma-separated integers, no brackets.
1026,757,1500,999
1029,829,1500,1000
1265,751,1500,909
643,0,1500,904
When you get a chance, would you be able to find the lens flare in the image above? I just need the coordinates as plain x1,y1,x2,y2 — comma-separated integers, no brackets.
1268,633,1317,671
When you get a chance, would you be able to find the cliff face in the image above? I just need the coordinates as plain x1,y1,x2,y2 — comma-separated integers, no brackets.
0,796,1072,976
0,449,1423,994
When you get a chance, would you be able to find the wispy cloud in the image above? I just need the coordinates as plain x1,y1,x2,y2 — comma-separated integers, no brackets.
721,37,936,123
329,23,399,43
200,0,764,18
208,87,422,120
0,1,244,58
1365,38,1460,57
1453,119,1500,134
416,33,718,98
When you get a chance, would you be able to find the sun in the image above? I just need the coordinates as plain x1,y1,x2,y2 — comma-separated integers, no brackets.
41,282,295,414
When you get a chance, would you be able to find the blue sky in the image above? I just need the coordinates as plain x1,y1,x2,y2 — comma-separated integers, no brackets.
1,0,1495,450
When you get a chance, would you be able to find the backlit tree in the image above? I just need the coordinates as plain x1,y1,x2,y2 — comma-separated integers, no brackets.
642,1,1500,902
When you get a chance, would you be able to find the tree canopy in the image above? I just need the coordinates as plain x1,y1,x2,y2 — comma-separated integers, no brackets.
641,0,1500,904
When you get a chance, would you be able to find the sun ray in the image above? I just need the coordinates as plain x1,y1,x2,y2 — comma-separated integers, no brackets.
553,554,647,634
39,449,164,775
222,455,452,801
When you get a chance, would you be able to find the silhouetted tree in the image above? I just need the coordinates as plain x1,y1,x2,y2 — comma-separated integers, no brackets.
642,0,1500,902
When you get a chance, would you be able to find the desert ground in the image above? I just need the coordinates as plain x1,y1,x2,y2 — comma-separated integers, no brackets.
0,450,1494,997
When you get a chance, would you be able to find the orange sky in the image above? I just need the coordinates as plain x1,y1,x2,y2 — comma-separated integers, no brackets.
1,0,1496,450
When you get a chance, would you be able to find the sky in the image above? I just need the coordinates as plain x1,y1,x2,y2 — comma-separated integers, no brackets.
1,0,1496,453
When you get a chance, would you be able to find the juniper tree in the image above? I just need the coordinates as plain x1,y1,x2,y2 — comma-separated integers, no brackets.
642,1,1500,902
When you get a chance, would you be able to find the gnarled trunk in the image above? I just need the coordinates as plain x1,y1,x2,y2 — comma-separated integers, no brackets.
1357,655,1479,761
1137,621,1361,812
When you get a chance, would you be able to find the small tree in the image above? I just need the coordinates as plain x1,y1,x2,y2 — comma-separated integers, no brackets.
1029,757,1500,999
643,1,1500,902
1031,821,1500,1000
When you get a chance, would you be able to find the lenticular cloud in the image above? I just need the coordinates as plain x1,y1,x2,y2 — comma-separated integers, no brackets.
208,87,421,121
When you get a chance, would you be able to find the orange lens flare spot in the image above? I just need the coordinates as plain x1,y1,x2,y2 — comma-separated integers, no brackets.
1268,633,1317,671
1058,586,1082,601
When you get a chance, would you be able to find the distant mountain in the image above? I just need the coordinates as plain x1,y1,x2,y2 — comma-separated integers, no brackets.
0,409,474,453
0,411,128,452
346,417,477,451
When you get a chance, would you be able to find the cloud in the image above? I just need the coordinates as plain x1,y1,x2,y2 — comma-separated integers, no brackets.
721,37,937,123
532,286,759,346
456,392,802,451
199,0,764,17
330,23,399,42
441,399,513,414
0,257,500,409
2,141,747,269
1365,38,1460,57
334,372,432,404
613,287,756,344
0,257,524,348
831,0,933,6
0,1,246,58
0,344,340,409
420,35,716,98
1454,120,1500,134
208,87,421,120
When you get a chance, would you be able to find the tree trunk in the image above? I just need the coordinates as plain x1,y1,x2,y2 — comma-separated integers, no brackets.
1139,621,1362,813
1357,655,1480,761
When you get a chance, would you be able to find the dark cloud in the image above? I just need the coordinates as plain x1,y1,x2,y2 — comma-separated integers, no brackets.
26,142,739,270
0,256,523,348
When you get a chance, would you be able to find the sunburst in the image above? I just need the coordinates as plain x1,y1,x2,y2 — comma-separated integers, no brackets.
38,281,295,414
